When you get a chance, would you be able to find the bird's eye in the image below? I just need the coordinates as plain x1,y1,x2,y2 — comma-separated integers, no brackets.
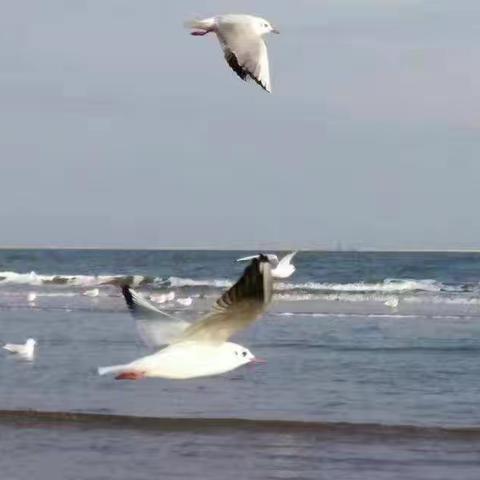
242,351,247,357
264,23,269,28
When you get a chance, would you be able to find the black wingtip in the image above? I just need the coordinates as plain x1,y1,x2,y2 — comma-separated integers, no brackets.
257,254,270,263
121,284,134,310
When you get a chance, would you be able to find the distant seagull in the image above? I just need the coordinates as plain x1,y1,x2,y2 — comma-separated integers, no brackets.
3,338,37,360
27,292,37,303
150,291,175,305
99,256,273,380
237,251,297,279
185,14,279,92
176,297,193,307
83,288,100,297
384,297,399,309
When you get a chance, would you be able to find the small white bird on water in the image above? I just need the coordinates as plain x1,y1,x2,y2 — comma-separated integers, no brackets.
176,297,193,307
385,296,399,309
150,291,175,305
186,14,279,92
99,256,273,380
237,251,297,279
83,288,100,297
27,292,37,303
3,338,37,360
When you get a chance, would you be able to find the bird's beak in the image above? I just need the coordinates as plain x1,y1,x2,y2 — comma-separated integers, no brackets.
250,357,266,364
272,28,280,34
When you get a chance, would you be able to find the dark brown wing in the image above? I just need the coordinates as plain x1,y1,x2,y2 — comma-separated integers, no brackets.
176,255,273,344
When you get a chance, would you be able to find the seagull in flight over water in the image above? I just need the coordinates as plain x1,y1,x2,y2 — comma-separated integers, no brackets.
185,14,279,92
98,256,273,380
236,251,297,279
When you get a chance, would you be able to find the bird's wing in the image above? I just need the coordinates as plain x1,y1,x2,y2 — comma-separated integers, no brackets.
3,344,22,353
236,253,279,265
278,251,298,267
122,286,190,348
175,256,273,344
217,21,271,92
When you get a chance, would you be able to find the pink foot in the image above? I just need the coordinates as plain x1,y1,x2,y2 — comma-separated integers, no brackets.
115,371,145,380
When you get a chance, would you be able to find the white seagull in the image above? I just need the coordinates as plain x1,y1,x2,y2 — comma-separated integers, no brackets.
3,338,37,360
99,256,273,380
185,14,279,93
27,292,37,303
177,297,193,307
384,296,399,309
83,288,100,297
150,291,175,305
237,251,297,279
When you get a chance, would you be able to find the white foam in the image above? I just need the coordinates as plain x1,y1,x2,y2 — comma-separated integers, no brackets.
404,296,480,306
276,278,443,293
0,271,145,288
166,276,232,288
0,271,50,286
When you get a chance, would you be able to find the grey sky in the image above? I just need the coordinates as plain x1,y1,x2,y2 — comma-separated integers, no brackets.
0,0,479,249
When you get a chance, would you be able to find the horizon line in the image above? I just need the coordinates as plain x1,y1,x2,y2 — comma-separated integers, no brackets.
0,245,479,253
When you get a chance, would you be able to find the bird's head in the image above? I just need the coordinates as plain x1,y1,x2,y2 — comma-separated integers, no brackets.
254,17,280,36
223,342,263,369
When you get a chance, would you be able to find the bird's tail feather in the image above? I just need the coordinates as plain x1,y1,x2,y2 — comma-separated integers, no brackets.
98,364,130,376
184,17,215,30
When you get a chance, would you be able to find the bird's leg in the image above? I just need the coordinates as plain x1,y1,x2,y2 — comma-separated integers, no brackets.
115,371,146,380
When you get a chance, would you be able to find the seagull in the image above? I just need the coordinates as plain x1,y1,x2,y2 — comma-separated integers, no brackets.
236,251,297,279
83,288,100,297
177,297,193,307
384,296,399,309
185,14,279,93
99,256,273,380
27,292,37,303
150,291,175,304
3,338,37,360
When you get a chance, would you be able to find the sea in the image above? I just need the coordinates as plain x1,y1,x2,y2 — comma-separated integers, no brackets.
0,249,479,479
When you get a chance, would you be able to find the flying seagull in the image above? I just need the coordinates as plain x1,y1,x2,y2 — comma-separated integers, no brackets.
237,251,297,279
185,14,279,92
99,256,273,380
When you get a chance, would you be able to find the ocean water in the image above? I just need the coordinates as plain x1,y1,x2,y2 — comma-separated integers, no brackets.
1,249,480,479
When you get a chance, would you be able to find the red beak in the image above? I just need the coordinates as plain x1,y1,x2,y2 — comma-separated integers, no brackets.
250,357,266,364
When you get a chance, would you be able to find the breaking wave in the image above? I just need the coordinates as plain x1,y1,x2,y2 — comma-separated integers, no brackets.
0,271,470,293
276,278,448,293
0,271,151,288
164,276,231,288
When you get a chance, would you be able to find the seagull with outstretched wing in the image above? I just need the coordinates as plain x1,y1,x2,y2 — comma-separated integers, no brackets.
185,14,279,93
99,256,273,380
